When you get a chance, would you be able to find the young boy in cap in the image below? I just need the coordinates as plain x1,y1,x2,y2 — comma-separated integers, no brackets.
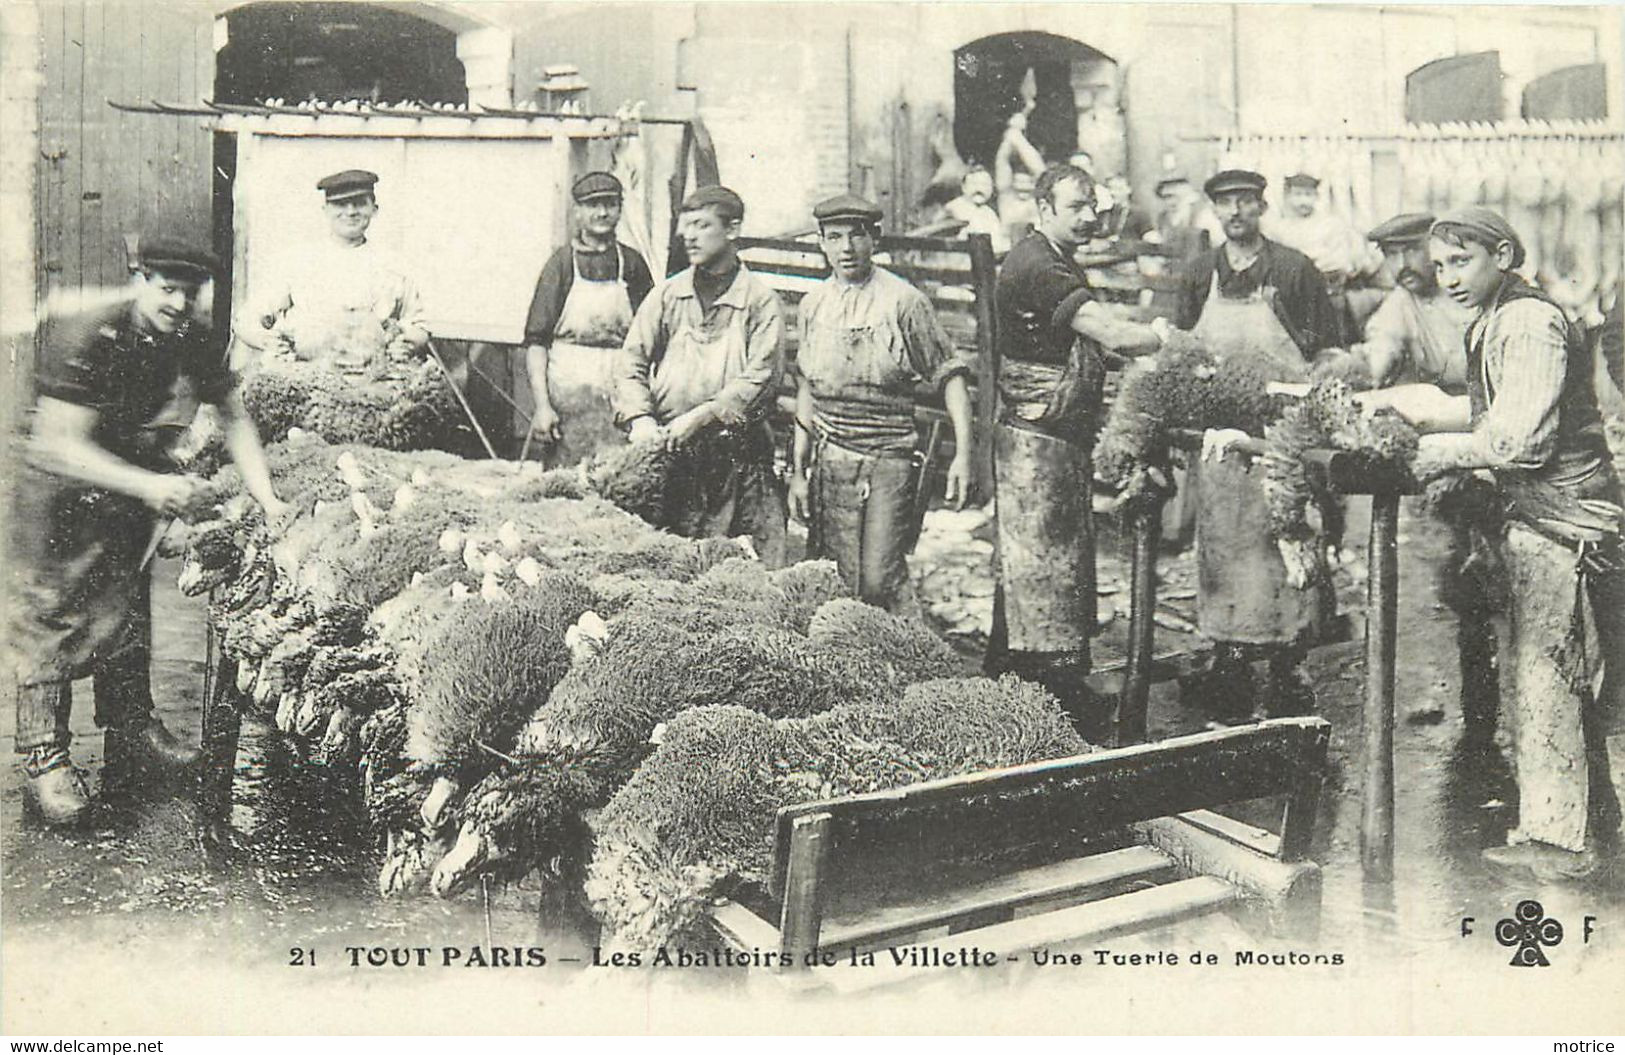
240,169,427,372
1265,172,1382,344
8,237,289,825
1374,206,1625,880
788,193,976,611
1179,169,1340,721
612,185,788,565
520,171,655,466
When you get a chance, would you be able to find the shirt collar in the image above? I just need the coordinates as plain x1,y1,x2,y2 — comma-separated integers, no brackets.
672,260,752,308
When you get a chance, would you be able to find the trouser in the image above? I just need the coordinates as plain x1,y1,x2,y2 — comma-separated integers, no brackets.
14,575,156,756
1500,523,1625,851
808,440,921,612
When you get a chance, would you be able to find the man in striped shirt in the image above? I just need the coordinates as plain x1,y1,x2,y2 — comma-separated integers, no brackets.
1370,207,1625,881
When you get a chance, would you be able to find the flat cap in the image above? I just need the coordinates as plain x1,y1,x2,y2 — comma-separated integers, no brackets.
572,171,623,203
813,193,883,227
1154,174,1192,194
680,184,745,223
316,169,379,202
1367,212,1435,245
137,235,220,280
1283,172,1321,190
1203,169,1267,198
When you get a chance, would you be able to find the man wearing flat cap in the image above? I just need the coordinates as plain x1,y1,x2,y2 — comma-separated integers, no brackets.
239,168,427,373
1266,172,1383,341
520,171,655,466
1178,169,1341,720
787,194,976,611
1351,212,1474,391
612,184,788,564
1366,207,1625,881
8,236,288,826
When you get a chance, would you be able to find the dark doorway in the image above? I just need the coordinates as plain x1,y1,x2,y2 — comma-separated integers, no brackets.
1522,63,1608,121
953,32,1113,169
215,2,467,105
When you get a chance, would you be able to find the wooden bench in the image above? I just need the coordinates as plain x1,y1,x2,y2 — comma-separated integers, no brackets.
706,717,1329,992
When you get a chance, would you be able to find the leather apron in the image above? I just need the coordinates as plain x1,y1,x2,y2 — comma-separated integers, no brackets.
1190,270,1327,645
545,246,635,468
800,313,925,611
991,336,1104,658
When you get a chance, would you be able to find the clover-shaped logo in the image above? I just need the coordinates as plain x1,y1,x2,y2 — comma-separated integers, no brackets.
1496,899,1563,967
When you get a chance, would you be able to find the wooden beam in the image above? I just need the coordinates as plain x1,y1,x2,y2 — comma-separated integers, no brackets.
817,845,1179,951
1361,492,1400,880
1116,499,1164,745
777,811,834,965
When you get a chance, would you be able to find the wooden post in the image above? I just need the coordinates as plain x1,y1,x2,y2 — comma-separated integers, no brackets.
966,233,998,500
1116,499,1163,746
1361,492,1400,880
198,626,242,822
777,811,834,969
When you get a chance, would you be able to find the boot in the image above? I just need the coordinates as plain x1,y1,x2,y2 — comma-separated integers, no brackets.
21,748,92,827
1179,646,1256,723
108,717,200,773
1482,841,1598,882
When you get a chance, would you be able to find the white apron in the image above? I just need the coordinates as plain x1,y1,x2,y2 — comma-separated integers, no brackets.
543,246,635,467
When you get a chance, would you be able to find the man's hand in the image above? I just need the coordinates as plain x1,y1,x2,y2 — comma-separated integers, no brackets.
627,416,664,446
385,335,418,365
1201,428,1250,462
146,474,213,518
787,471,811,522
1409,435,1467,482
664,406,713,451
944,453,972,510
268,330,296,359
260,496,296,536
1149,317,1173,345
530,400,562,446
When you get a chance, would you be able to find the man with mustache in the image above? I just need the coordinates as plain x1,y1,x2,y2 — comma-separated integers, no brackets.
8,238,288,826
612,185,788,565
1176,170,1340,721
989,163,1165,741
788,194,976,612
239,169,427,373
1351,212,1476,391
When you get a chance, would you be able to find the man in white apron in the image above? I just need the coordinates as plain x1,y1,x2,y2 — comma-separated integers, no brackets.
521,171,655,467
237,170,426,375
1176,169,1341,720
612,185,788,566
789,194,976,611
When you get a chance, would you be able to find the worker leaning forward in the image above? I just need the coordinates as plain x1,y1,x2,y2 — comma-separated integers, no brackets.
788,194,977,612
1352,211,1495,730
1176,169,1342,721
612,185,788,566
1372,207,1625,882
521,171,655,467
237,169,427,373
7,238,288,826
987,162,1164,741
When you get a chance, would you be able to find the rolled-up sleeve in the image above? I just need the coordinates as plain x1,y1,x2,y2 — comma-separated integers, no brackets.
1471,301,1567,469
611,289,667,426
708,288,785,425
900,289,972,388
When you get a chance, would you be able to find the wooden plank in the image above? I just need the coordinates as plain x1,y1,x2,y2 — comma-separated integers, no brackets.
1175,807,1282,858
966,233,998,498
710,901,783,954
777,811,833,964
817,845,1178,951
1140,818,1321,941
816,878,1237,995
1117,500,1163,745
770,719,1331,896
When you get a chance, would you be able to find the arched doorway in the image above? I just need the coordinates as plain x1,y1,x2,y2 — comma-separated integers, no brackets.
953,32,1120,173
215,2,468,105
